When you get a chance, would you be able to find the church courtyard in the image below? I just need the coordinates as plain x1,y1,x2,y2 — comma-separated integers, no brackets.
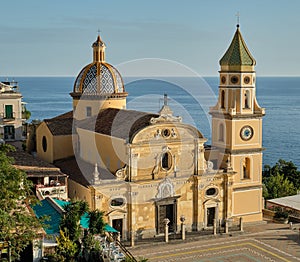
128,222,300,261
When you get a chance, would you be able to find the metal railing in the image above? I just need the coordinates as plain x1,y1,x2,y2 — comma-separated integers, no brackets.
115,239,137,262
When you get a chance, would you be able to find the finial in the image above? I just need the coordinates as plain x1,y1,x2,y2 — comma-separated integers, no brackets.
236,12,240,28
93,163,100,184
97,29,101,36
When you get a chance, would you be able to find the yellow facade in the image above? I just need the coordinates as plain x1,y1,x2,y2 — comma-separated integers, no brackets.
209,25,265,223
73,98,127,120
36,122,54,163
36,27,265,240
36,121,74,163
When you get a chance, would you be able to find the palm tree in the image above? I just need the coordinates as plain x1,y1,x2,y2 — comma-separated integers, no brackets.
88,210,105,235
60,200,89,241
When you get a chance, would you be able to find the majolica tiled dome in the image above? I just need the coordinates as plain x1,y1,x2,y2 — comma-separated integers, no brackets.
73,35,125,96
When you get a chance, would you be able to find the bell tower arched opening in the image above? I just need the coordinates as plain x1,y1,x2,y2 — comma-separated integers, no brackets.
243,157,251,179
221,90,225,109
244,90,250,109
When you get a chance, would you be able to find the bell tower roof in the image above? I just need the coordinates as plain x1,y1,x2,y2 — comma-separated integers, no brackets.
219,25,256,71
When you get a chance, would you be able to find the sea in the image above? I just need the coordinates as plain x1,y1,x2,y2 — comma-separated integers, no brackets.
6,76,300,168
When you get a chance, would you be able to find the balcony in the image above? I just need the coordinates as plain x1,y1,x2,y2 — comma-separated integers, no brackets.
0,81,19,93
36,184,67,200
0,112,16,122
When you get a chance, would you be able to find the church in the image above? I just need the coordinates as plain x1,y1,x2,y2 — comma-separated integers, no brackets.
35,24,265,240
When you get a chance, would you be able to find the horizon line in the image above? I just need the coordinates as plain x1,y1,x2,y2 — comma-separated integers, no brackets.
1,75,300,78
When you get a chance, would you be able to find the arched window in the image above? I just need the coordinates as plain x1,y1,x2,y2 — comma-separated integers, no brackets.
162,152,172,170
221,90,225,109
243,157,251,179
219,123,224,142
245,90,250,109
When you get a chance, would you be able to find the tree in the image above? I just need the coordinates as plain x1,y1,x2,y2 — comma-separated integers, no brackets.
58,201,107,261
263,159,300,188
80,210,105,261
263,173,297,200
0,144,41,260
88,210,105,235
60,200,89,242
56,230,77,262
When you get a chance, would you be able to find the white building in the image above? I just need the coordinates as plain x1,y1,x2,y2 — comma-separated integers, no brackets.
0,80,28,142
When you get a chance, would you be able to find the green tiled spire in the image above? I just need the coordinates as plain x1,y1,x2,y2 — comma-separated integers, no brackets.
220,25,256,69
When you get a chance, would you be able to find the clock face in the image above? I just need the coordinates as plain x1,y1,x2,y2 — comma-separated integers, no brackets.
240,126,253,141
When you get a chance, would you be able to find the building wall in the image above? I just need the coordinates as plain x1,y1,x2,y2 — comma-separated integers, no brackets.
0,93,25,141
36,123,74,163
211,118,262,151
91,171,228,239
79,121,232,239
68,179,92,207
73,98,126,120
232,187,262,222
77,128,126,173
53,135,74,161
130,123,206,181
36,122,54,163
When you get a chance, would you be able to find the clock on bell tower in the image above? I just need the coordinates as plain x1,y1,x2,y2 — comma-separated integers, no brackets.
209,24,265,223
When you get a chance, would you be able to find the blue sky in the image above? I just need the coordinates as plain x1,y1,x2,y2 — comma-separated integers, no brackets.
1,0,299,76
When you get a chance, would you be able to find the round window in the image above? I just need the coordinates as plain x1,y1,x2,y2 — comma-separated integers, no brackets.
206,188,217,196
221,76,226,84
230,76,239,84
163,129,171,137
42,136,47,152
244,76,250,84
110,198,125,207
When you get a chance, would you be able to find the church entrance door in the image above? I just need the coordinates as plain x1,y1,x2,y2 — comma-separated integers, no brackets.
155,196,179,235
158,204,175,233
207,207,215,227
112,219,123,238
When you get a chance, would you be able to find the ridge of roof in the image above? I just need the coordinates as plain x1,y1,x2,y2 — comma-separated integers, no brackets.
76,108,158,140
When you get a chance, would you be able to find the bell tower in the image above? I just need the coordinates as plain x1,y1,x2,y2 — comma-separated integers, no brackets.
210,24,265,222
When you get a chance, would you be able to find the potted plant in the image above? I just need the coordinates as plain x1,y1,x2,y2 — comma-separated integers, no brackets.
274,210,289,224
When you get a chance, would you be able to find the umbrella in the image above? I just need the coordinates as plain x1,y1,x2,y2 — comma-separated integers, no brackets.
104,224,119,233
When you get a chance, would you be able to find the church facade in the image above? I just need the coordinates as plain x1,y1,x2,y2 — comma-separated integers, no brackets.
36,25,265,240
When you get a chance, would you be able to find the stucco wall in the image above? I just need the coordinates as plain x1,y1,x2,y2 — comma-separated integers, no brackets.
68,179,92,208
53,135,74,161
36,122,54,163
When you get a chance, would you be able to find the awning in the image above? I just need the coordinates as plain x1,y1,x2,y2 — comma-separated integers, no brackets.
104,224,119,233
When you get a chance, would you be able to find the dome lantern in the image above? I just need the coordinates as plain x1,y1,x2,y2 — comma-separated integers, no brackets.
70,35,128,115
92,34,106,62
